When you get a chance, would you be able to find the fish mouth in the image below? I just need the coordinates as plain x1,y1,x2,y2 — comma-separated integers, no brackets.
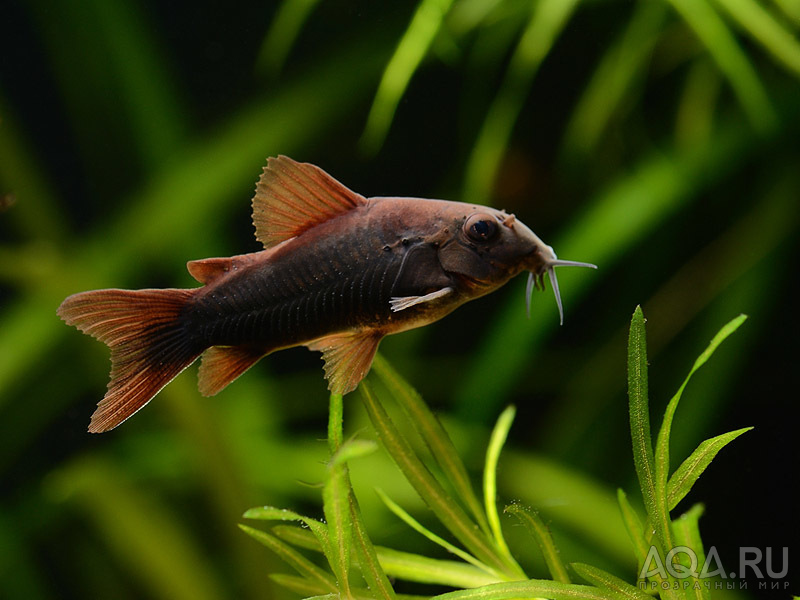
526,245,596,325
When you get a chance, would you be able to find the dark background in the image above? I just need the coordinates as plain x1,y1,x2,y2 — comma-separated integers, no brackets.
1,1,797,598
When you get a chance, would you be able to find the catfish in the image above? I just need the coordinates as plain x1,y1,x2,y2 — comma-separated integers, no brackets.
58,156,595,432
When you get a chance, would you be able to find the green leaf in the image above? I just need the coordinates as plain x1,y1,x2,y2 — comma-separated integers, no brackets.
271,524,323,552
504,504,569,584
615,489,649,569
359,380,511,575
239,525,337,593
712,0,800,77
667,427,753,510
375,488,498,576
654,315,747,512
483,406,516,560
627,307,665,545
361,0,456,153
462,0,582,204
242,506,330,555
672,504,709,600
269,574,334,599
255,0,321,77
349,493,397,600
375,546,500,588
271,522,499,588
666,0,777,132
571,563,652,600
273,520,501,588
430,580,617,600
372,355,491,537
562,1,667,157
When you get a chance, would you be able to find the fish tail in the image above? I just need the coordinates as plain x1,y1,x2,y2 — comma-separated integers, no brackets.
57,288,200,433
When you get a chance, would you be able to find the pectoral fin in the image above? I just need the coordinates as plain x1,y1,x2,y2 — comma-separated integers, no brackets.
306,332,382,395
390,287,453,312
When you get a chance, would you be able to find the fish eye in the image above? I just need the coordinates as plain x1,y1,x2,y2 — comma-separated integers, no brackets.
464,213,499,243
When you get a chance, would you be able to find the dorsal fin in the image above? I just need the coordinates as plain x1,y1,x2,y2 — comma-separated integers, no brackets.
252,156,367,248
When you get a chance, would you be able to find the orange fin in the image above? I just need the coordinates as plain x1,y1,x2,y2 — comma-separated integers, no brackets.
197,346,265,396
306,332,382,395
252,156,366,248
187,254,260,285
57,288,200,433
187,257,235,284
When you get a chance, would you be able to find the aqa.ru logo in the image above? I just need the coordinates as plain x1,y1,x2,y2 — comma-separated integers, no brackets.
638,546,790,591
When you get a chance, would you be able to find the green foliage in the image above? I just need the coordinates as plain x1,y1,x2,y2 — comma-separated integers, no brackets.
243,309,750,599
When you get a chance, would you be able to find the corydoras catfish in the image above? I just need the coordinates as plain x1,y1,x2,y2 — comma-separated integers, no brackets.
58,156,596,432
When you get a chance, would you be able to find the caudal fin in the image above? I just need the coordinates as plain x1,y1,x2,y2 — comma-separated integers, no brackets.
57,288,200,433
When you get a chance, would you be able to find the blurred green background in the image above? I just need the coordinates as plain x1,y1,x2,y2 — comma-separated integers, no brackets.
1,0,797,598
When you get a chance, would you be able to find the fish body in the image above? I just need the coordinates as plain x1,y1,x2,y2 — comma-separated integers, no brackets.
58,156,594,432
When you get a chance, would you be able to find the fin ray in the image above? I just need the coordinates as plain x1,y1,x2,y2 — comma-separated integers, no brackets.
306,332,382,395
57,288,199,432
252,156,366,248
390,287,453,312
197,346,265,396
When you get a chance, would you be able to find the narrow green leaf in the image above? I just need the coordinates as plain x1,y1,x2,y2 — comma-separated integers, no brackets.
667,427,753,510
331,439,379,466
271,524,323,553
666,0,776,132
483,406,516,560
674,59,721,151
431,580,616,600
359,381,511,575
654,315,747,513
712,0,800,77
256,0,321,77
271,575,424,600
361,0,455,153
562,1,667,156
376,547,500,588
375,489,498,576
672,504,709,600
616,489,650,568
571,563,651,600
627,307,665,543
239,525,337,593
273,522,502,588
504,504,569,584
773,0,800,23
242,506,330,554
372,355,491,536
269,574,333,599
462,0,582,204
349,493,397,600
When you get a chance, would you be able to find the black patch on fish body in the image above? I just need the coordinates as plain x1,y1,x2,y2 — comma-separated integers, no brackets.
182,209,456,350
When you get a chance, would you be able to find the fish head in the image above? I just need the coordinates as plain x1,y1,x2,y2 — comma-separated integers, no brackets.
437,207,549,288
436,205,596,323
